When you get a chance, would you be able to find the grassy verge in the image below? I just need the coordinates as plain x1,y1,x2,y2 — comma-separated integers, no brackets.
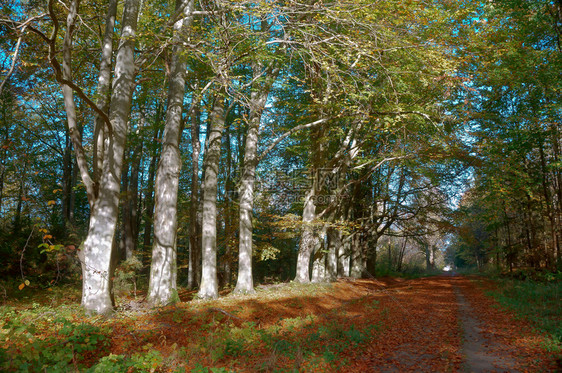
0,281,385,372
486,276,561,353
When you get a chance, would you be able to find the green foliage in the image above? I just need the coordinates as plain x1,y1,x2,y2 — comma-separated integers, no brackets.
0,315,110,372
88,350,164,372
113,256,143,297
191,364,234,373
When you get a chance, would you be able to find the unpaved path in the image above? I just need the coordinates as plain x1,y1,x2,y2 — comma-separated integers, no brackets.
353,275,557,372
455,285,518,372
107,275,557,372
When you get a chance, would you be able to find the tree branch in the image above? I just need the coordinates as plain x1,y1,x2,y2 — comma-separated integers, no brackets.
257,118,328,162
0,26,26,95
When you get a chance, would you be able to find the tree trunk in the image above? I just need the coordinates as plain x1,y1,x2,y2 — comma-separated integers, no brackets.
198,91,226,299
142,121,162,263
128,139,142,252
294,187,318,282
119,139,141,260
350,232,365,278
425,243,432,270
81,0,140,315
311,226,328,282
93,0,117,183
338,234,351,277
13,160,27,234
538,140,556,268
234,63,279,294
148,0,194,306
233,106,260,293
120,157,132,258
222,121,235,288
325,225,340,281
62,133,72,228
69,158,78,225
396,238,407,272
188,104,201,290
550,122,562,267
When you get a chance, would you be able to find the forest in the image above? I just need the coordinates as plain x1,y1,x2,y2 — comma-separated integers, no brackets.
0,0,561,371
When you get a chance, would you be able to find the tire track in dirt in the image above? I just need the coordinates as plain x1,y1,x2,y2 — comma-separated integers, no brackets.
454,283,519,372
357,276,463,372
358,275,556,372
451,276,558,373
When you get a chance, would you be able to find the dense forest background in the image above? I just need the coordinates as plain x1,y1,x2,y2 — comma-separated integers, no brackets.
1,0,561,313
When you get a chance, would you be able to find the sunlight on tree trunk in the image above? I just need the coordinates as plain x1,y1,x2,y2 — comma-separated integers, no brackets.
148,0,194,306
294,187,317,283
81,0,140,315
198,92,225,300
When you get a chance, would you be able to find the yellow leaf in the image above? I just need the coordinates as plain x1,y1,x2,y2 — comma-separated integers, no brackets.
24,280,30,286
18,283,25,290
43,234,53,240
47,200,56,206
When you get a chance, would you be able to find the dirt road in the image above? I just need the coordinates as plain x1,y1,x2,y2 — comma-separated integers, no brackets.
351,275,558,372
108,275,558,372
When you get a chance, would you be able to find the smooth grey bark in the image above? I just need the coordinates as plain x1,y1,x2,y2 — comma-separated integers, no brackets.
188,104,201,290
62,133,72,227
148,0,194,306
350,233,366,278
338,234,351,277
197,91,226,299
326,225,340,281
93,0,117,183
58,0,96,207
81,0,140,315
294,117,327,283
311,226,328,282
234,65,279,294
0,24,25,96
294,186,318,282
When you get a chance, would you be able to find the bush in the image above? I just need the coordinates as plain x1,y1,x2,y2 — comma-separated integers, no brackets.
114,256,143,297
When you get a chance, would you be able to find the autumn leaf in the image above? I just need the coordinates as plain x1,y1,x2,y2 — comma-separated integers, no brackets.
18,283,25,290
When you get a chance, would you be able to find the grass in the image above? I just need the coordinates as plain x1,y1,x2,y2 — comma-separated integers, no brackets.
486,276,562,353
0,279,385,372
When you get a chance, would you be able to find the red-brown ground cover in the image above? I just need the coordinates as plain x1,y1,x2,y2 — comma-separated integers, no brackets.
105,275,558,372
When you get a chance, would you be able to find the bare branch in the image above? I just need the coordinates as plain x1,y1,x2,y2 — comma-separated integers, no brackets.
257,118,328,162
0,26,26,95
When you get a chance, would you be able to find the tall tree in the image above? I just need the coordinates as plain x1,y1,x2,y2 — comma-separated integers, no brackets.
147,0,195,306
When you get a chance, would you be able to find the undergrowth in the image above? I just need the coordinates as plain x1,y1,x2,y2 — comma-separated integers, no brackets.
0,280,384,372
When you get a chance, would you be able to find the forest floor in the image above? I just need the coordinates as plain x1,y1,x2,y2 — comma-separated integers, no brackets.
1,275,561,372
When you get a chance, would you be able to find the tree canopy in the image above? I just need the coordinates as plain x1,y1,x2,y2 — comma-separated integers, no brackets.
0,0,560,314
